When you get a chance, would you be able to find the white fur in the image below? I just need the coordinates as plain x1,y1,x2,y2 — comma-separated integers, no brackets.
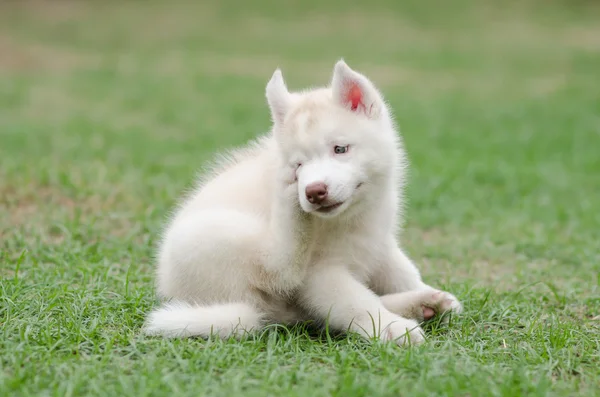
143,60,462,345
145,302,263,338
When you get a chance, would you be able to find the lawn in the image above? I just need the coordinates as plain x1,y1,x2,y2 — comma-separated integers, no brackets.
1,0,599,396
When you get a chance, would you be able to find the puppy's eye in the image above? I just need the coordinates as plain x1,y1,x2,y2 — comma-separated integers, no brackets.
334,145,349,154
292,163,301,182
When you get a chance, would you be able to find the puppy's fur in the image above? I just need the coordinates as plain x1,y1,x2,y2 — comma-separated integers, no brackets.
144,60,461,345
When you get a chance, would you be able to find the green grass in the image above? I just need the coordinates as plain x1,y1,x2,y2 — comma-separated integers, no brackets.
1,0,599,395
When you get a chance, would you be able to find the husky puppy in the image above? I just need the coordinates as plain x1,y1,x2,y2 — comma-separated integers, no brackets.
144,60,461,345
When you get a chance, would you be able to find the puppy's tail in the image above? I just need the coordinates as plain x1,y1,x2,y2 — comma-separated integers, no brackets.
143,301,264,338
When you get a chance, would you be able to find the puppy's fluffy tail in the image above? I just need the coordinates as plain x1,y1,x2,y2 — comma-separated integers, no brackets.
143,301,264,338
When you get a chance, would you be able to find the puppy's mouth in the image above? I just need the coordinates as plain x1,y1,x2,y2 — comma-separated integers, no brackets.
312,183,363,214
316,201,344,213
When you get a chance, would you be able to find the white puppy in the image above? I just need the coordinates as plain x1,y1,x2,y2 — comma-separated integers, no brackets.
144,60,462,345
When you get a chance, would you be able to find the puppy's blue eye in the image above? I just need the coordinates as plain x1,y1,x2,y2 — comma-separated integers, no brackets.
334,145,348,154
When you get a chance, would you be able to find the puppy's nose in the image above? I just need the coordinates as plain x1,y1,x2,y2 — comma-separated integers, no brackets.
305,182,328,204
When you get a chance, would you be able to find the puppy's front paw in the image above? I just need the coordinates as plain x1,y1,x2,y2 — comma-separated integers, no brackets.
353,315,425,346
383,317,425,346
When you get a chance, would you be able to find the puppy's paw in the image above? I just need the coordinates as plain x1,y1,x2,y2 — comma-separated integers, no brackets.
352,315,425,346
383,317,425,346
381,289,462,323
420,290,462,323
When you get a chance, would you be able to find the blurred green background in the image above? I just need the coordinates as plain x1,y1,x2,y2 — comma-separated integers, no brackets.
1,1,599,396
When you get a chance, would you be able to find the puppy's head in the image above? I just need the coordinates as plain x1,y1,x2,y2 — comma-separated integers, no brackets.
266,60,401,219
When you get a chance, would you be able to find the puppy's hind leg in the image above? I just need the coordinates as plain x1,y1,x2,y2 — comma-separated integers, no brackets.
381,289,462,323
373,240,462,324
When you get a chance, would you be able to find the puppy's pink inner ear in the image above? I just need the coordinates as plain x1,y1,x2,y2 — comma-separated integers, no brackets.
348,83,363,111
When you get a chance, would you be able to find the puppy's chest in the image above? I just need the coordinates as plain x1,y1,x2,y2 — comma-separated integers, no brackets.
305,232,385,283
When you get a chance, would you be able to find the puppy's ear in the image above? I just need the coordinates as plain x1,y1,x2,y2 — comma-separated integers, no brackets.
331,60,383,119
266,69,291,126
